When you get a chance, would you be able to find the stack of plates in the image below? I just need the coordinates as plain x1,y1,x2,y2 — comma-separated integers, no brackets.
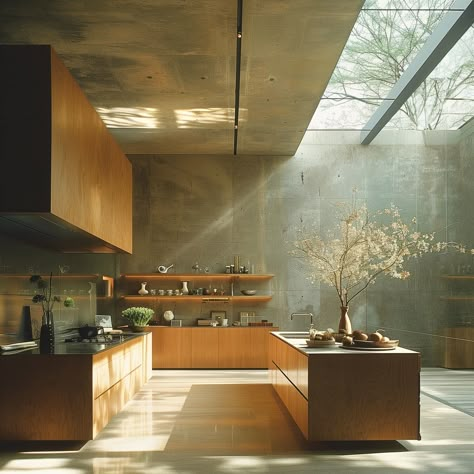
1,341,37,352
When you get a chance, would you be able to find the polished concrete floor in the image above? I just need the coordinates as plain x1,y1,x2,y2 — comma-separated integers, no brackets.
0,368,473,473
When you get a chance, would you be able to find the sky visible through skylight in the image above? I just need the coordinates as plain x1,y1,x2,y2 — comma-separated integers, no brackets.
309,0,474,131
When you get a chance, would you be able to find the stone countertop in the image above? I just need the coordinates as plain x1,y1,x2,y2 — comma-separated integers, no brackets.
271,330,418,355
0,332,148,356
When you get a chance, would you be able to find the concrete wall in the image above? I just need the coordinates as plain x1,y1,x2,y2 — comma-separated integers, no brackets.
1,127,472,365
121,128,473,365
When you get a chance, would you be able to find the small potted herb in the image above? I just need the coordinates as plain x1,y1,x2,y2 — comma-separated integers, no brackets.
121,306,154,331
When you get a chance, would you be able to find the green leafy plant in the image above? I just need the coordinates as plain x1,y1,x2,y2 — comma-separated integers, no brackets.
121,306,154,326
30,273,60,324
63,296,75,308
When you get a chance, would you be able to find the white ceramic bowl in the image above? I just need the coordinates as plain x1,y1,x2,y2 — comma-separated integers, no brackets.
241,290,257,296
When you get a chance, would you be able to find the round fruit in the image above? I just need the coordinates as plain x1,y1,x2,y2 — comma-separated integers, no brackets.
368,330,384,342
381,336,390,342
352,330,368,341
342,336,353,346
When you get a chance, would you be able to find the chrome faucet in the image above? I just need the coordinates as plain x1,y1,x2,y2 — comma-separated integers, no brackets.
290,312,314,325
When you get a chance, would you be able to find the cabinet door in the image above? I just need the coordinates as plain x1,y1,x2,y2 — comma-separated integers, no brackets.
218,328,250,368
151,327,192,368
246,328,273,368
191,328,219,368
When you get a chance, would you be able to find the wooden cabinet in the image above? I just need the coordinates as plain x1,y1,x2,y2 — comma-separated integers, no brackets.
270,333,420,441
0,334,151,441
191,328,219,368
439,327,474,369
119,273,274,303
218,328,251,368
0,45,132,253
150,327,276,369
439,275,474,368
152,327,192,368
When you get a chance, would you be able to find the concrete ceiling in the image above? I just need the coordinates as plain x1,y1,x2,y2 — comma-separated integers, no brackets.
0,0,364,156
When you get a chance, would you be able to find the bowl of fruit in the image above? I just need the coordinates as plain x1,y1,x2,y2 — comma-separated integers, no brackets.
342,329,399,350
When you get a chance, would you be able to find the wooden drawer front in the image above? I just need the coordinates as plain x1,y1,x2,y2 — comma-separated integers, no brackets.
287,380,309,439
286,344,299,387
94,350,124,399
93,339,143,399
272,336,288,373
296,350,309,399
93,366,142,437
274,365,289,407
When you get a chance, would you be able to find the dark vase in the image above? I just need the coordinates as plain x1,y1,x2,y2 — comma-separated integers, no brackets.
39,310,55,354
338,306,352,334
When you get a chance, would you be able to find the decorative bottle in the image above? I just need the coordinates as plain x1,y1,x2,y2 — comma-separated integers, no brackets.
181,281,189,295
138,282,149,296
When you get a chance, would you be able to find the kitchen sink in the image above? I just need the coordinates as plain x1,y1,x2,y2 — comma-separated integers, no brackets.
277,332,309,338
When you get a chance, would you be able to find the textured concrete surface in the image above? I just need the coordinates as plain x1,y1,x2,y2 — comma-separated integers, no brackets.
0,0,363,155
119,126,474,365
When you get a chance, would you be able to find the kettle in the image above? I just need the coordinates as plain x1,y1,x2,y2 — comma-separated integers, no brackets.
156,264,174,274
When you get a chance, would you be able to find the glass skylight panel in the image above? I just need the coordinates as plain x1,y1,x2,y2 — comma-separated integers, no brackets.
308,98,385,130
366,0,455,9
311,0,456,130
389,24,474,130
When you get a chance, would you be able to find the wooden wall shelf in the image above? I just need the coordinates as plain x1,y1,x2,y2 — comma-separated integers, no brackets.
440,296,474,301
119,273,274,304
441,274,474,280
120,273,274,280
121,295,272,303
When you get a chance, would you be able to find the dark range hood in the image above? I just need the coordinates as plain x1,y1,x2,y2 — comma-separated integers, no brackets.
0,215,121,253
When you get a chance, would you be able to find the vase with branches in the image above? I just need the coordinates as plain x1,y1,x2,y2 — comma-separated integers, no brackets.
30,273,60,353
293,196,473,333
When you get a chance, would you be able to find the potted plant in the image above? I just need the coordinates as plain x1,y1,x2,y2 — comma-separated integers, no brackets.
292,192,473,333
122,306,154,332
30,273,61,353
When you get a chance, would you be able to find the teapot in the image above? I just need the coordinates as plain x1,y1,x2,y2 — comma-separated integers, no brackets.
156,264,174,274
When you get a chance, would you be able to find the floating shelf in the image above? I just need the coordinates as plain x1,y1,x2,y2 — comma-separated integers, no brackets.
120,273,274,280
121,295,272,303
441,275,474,280
440,296,474,301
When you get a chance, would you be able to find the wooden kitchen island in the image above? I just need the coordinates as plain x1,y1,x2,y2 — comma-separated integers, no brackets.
269,332,420,441
0,333,151,441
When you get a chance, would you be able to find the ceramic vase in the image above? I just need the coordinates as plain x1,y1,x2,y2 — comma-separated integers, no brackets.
138,282,149,296
181,281,189,295
39,310,55,354
338,306,352,334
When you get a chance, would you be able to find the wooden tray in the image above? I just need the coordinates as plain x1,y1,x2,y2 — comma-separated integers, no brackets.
353,339,399,349
341,345,396,351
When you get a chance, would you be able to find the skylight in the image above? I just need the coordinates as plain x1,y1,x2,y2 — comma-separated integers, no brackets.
308,0,474,132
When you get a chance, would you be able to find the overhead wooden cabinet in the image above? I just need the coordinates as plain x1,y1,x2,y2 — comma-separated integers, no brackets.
0,45,132,253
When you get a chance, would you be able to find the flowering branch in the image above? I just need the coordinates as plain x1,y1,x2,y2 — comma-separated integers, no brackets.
292,199,473,307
